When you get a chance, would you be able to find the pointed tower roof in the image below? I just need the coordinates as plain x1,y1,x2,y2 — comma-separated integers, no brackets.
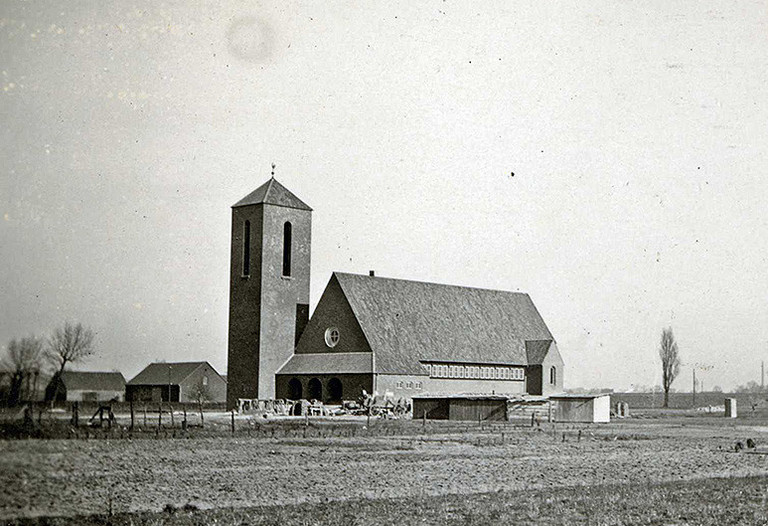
232,177,312,211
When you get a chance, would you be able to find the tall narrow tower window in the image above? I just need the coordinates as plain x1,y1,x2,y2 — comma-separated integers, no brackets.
242,220,251,276
282,221,292,277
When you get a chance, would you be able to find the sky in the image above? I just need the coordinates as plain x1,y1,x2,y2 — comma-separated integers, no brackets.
1,1,767,391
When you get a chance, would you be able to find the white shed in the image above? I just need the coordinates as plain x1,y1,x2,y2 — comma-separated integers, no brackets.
550,394,611,423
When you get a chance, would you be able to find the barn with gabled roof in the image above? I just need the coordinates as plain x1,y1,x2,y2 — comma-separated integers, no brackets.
46,371,126,402
127,361,226,403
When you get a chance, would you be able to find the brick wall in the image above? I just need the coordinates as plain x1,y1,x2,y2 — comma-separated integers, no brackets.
227,202,311,407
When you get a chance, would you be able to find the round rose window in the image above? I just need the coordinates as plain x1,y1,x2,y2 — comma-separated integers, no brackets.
324,327,340,348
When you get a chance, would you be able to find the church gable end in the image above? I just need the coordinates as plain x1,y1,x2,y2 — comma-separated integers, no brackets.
295,274,372,355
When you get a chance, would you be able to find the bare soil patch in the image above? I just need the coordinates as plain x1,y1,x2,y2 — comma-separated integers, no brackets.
1,418,767,522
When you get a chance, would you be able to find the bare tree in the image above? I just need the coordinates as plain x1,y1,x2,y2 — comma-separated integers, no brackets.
45,322,95,401
2,336,43,405
189,377,212,428
190,377,212,404
659,327,680,408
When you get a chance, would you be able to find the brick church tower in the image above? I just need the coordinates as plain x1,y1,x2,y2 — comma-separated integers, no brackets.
226,177,312,408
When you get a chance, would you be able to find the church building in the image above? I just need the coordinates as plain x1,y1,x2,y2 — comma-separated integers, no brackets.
226,178,564,408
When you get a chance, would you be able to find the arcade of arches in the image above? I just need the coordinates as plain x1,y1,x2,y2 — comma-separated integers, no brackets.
275,374,372,404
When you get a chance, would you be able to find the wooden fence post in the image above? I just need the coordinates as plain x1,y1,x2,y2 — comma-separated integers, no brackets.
230,410,235,435
143,404,147,427
199,399,204,429
422,410,426,430
169,404,174,428
158,405,162,428
129,401,134,431
72,402,79,428
182,405,187,430
23,405,33,427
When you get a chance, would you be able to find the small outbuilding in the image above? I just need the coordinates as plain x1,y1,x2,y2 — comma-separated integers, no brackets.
550,394,611,423
127,362,226,403
46,371,126,402
413,393,611,423
413,394,510,421
413,394,552,422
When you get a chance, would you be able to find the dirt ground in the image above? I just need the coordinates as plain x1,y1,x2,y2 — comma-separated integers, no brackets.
1,417,768,521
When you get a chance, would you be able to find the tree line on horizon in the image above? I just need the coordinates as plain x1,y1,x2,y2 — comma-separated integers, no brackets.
0,321,95,406
4,323,763,407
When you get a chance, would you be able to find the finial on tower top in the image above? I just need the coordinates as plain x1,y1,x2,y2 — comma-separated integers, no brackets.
271,163,276,178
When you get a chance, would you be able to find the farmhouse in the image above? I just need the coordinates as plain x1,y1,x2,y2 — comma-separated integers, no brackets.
127,361,226,403
46,371,126,402
226,178,564,407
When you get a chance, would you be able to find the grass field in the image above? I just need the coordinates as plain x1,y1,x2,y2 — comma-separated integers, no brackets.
1,415,768,525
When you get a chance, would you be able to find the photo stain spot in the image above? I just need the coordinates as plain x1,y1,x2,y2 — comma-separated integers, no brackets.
226,16,274,64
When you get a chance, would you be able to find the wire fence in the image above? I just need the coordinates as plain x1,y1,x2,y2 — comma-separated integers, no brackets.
0,400,590,442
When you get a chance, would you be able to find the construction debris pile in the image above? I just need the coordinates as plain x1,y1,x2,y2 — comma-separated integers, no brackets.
237,390,411,419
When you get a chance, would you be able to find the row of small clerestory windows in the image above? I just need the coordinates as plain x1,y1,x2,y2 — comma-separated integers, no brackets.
428,363,524,381
396,381,422,390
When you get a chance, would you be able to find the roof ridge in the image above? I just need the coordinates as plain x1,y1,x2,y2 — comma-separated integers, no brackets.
334,272,530,297
151,360,208,365
263,176,276,202
284,351,371,356
63,371,124,374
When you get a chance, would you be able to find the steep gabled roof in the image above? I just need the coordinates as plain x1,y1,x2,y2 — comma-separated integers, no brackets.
232,177,312,210
333,273,554,374
128,362,215,385
60,371,126,391
525,340,555,365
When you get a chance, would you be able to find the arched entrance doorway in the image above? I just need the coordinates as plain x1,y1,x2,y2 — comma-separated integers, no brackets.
327,378,343,403
288,378,302,400
308,378,322,401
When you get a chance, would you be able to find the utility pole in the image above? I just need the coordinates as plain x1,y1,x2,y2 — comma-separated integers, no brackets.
692,368,696,406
